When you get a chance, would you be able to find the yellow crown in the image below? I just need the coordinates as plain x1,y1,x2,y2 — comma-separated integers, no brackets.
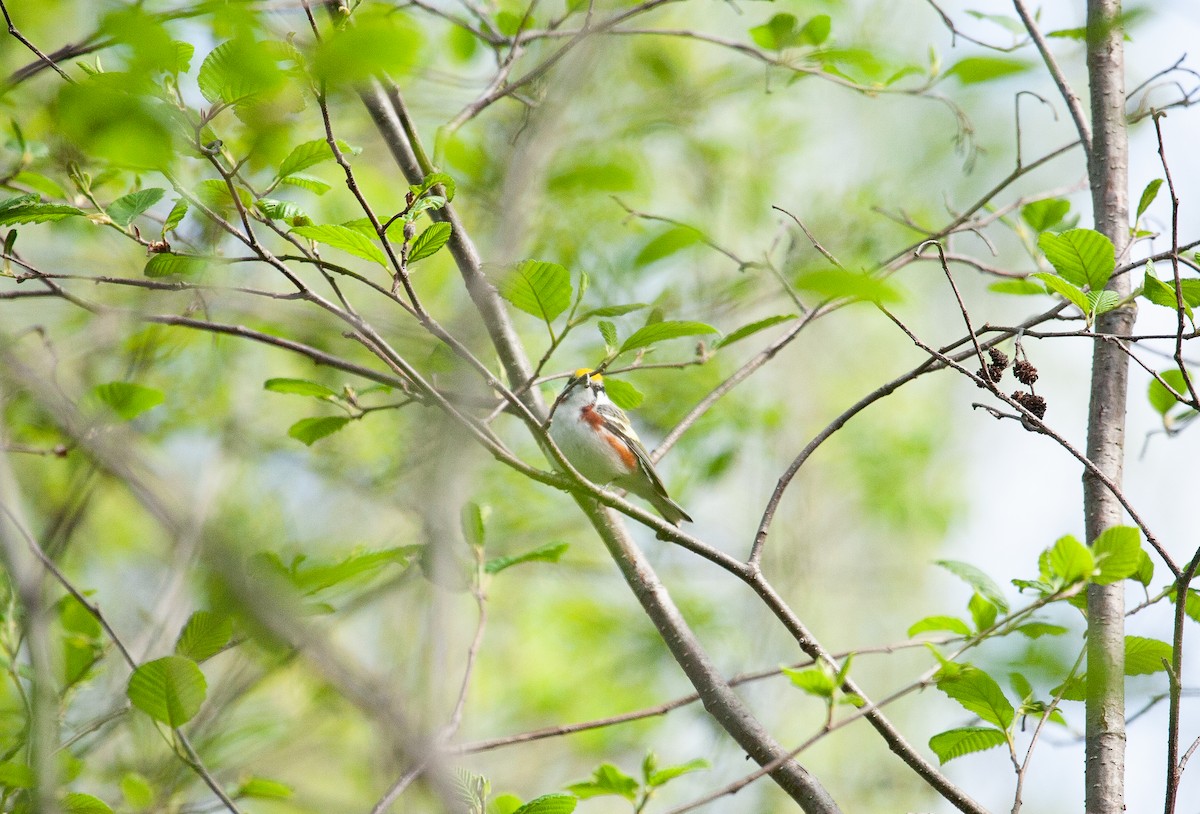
573,368,601,382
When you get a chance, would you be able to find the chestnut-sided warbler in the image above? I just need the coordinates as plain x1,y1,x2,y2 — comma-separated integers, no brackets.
549,369,692,526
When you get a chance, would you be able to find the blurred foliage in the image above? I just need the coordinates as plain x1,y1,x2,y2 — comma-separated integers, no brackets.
0,1,1193,813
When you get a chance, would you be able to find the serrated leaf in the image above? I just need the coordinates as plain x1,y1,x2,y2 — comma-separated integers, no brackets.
409,222,452,264
935,665,1014,729
1088,289,1121,317
618,320,718,354
0,193,84,225
410,171,456,203
264,378,339,399
907,615,972,638
236,777,293,800
716,314,797,349
291,224,387,267
782,665,836,698
94,381,164,420
145,253,206,278
1091,526,1142,584
1033,272,1090,313
255,198,310,227
1048,535,1095,583
567,764,637,801
287,416,351,446
946,56,1031,84
968,592,997,632
598,320,618,349
278,174,332,195
1148,369,1192,416
197,39,284,105
634,226,703,267
989,279,1048,296
174,611,233,662
63,793,113,814
603,377,643,409
935,560,1009,611
126,655,207,727
928,727,1008,764
1137,179,1163,219
278,139,359,178
1010,672,1034,700
1125,636,1172,675
1037,229,1115,290
12,170,67,199
498,260,572,323
580,303,650,319
1135,550,1154,587
512,794,577,814
793,268,901,304
162,198,188,234
195,179,253,210
1021,198,1071,233
647,758,708,787
107,188,165,228
485,542,568,574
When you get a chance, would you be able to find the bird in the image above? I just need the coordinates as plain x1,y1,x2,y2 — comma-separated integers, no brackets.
549,368,692,526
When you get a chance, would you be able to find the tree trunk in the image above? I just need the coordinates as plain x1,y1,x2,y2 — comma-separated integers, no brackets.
1083,2,1131,812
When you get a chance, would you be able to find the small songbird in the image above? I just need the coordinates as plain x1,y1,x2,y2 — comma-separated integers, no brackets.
549,368,692,526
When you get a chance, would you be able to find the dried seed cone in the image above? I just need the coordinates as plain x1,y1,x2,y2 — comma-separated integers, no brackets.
1012,390,1047,419
1013,359,1039,385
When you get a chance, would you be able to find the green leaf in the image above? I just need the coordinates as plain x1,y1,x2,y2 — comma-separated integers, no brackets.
512,794,577,814
1088,289,1121,317
461,502,486,549
288,416,351,446
1125,636,1172,675
255,198,310,227
174,611,233,662
1052,674,1087,701
107,188,165,228
579,303,650,319
793,268,901,304
485,542,569,574
410,171,456,203
934,560,1009,611
197,38,285,105
195,179,253,210
119,773,153,808
749,13,799,50
94,381,164,420
935,665,1014,729
0,194,84,225
1048,535,1095,584
647,758,709,787
236,777,293,800
278,174,332,195
602,377,644,409
1091,526,1142,584
144,253,206,278
1015,622,1069,638
162,198,188,234
716,314,797,349
1148,369,1192,415
1033,272,1090,314
311,13,422,85
989,279,1048,296
1037,229,1115,290
618,320,718,354
964,10,1026,34
1137,178,1163,219
291,224,387,267
277,139,359,178
967,592,997,632
63,793,113,814
498,260,572,323
945,56,1031,84
907,615,972,638
264,378,339,399
1135,550,1155,587
409,222,452,264
782,665,836,698
598,320,618,349
567,764,637,801
1021,199,1071,233
12,170,67,199
928,727,1008,764
798,14,832,45
0,762,34,789
126,655,207,727
634,225,703,267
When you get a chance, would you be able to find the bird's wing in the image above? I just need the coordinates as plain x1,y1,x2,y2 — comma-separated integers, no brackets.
595,402,669,495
